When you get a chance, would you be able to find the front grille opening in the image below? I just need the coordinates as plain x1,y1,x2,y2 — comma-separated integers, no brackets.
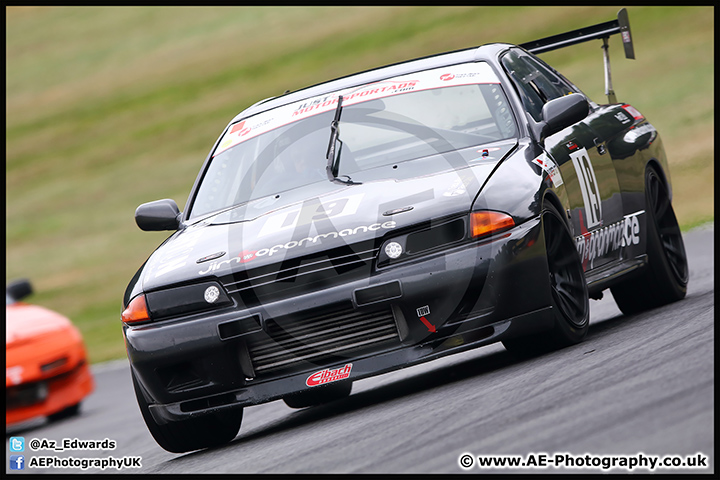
406,218,465,254
220,243,379,307
246,303,400,375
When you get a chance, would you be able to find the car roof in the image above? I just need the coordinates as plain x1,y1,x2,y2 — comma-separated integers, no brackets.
230,42,514,124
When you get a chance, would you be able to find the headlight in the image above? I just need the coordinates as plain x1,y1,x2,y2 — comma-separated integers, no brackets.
378,217,466,266
376,212,515,267
124,281,233,323
384,241,404,259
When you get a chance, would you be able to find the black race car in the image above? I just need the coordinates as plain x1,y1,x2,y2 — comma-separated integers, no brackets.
122,9,688,453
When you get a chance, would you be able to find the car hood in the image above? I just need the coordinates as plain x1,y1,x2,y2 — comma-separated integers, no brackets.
6,303,73,347
140,141,516,291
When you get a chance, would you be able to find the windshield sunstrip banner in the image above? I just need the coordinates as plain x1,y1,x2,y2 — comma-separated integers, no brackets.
214,62,501,156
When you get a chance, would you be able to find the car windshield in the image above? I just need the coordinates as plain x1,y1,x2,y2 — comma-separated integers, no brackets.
190,62,517,219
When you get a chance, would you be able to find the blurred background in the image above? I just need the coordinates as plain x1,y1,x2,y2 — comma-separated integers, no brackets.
6,6,713,365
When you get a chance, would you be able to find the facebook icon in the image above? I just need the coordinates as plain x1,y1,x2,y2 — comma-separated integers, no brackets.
10,455,25,470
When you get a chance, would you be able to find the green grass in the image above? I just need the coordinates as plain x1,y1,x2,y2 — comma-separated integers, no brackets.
6,6,713,364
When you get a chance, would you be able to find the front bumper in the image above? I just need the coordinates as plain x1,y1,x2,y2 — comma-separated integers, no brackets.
6,361,94,425
125,216,554,423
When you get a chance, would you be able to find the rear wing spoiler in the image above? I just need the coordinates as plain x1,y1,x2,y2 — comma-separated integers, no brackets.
519,8,634,104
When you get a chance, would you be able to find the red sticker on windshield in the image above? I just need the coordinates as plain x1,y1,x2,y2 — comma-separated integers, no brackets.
622,104,644,121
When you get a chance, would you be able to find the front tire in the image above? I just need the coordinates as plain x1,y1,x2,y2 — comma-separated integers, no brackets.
503,202,589,357
610,167,688,315
131,371,242,453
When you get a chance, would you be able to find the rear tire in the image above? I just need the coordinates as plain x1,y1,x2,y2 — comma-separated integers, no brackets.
610,167,688,315
131,371,242,453
283,381,352,409
503,202,589,357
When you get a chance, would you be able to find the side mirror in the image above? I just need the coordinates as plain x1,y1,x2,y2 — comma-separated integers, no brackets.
135,199,181,231
532,94,590,142
7,279,33,302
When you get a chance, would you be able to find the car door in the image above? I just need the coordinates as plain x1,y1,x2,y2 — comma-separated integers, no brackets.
501,48,625,272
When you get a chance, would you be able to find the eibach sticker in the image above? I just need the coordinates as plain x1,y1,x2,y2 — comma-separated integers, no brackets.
306,364,353,387
214,62,501,156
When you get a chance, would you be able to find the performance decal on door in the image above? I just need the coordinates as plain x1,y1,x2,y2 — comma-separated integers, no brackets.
575,210,644,265
570,148,602,229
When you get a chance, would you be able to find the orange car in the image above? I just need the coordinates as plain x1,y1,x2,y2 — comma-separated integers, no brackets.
6,279,94,426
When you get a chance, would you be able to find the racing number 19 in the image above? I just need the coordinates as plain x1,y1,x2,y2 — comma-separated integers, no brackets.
571,148,602,228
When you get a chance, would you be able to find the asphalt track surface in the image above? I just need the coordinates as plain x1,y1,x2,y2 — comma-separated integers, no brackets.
6,225,714,474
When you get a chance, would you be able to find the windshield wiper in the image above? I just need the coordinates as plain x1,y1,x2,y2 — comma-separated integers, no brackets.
325,95,361,185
